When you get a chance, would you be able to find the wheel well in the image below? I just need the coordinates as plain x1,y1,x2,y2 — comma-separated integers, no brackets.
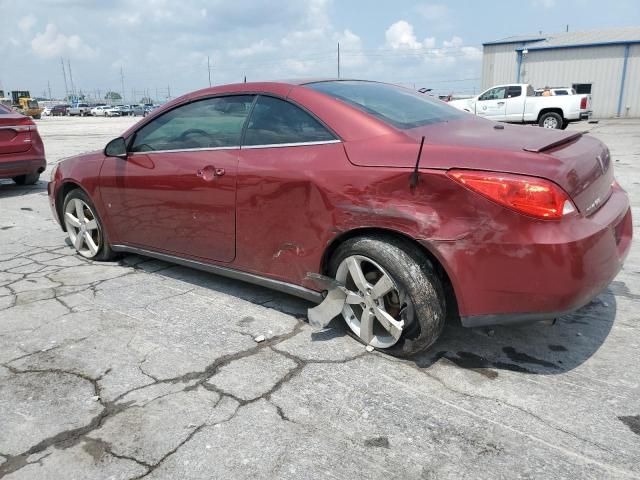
537,108,564,121
321,228,459,321
55,181,83,231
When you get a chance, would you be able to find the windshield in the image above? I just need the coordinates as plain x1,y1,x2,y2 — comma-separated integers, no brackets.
305,80,464,129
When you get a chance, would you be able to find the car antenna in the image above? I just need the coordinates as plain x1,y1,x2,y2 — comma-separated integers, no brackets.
410,136,426,190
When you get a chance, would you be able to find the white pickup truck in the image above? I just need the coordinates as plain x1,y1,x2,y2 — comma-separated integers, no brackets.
448,84,592,129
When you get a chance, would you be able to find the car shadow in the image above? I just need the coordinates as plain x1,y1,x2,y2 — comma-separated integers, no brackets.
0,180,47,198
118,254,616,375
412,290,617,375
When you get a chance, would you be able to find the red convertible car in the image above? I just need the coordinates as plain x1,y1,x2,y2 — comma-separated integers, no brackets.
48,80,632,356
0,103,46,185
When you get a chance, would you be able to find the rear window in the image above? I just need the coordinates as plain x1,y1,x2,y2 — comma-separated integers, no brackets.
306,80,463,129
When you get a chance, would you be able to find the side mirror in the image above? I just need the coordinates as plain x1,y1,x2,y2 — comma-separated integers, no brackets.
105,137,127,159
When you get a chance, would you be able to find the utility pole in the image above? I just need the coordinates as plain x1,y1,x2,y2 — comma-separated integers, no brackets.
67,59,75,100
120,67,126,104
167,84,171,100
337,42,341,79
207,56,212,87
47,80,52,100
60,57,69,100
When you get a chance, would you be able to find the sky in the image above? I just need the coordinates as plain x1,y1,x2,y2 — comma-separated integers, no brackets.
0,0,638,102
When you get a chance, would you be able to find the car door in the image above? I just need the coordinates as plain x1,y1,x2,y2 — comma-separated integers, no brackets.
475,86,507,120
99,94,255,262
235,95,343,281
504,85,525,122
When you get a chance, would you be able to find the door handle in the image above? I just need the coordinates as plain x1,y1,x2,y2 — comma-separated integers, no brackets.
196,165,225,181
497,101,505,105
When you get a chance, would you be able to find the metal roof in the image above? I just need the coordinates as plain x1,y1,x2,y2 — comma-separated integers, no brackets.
483,34,547,46
485,27,640,50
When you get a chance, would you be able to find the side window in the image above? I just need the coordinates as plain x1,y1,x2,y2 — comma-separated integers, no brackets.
506,86,522,98
555,90,568,95
479,87,506,101
243,96,335,146
130,95,254,152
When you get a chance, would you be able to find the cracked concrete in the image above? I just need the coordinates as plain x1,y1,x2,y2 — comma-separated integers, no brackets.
0,117,639,479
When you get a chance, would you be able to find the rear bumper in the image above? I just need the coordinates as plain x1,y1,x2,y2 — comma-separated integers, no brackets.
427,185,632,327
0,158,46,179
580,110,593,120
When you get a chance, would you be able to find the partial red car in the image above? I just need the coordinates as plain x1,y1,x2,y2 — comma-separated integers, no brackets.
47,80,632,356
0,104,46,185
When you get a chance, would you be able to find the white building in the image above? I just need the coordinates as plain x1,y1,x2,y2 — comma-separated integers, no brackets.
481,27,640,118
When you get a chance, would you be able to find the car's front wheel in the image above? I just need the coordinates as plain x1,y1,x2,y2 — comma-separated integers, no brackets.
63,189,115,261
329,236,446,357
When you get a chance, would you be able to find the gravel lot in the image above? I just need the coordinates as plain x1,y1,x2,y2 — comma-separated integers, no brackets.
0,116,639,479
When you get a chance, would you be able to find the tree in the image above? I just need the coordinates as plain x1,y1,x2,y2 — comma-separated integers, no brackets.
140,97,154,104
105,91,122,100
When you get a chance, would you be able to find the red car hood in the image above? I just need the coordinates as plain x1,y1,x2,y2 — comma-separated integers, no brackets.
344,118,613,216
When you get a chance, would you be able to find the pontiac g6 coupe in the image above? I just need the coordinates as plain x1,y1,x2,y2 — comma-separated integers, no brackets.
48,80,632,357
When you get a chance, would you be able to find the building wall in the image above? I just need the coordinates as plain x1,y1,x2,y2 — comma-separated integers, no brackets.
522,45,627,117
481,43,522,89
481,43,639,118
620,44,640,117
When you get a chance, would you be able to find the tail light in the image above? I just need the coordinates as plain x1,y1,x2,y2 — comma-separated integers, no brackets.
447,170,576,220
10,116,37,132
580,96,587,109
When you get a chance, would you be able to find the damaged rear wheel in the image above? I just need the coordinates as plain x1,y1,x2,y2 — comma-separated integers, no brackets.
329,236,446,357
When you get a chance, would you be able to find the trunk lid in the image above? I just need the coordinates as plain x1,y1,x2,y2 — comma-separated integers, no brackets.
344,118,612,216
0,112,34,155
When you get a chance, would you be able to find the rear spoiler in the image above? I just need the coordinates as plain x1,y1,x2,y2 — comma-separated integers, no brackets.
523,132,582,153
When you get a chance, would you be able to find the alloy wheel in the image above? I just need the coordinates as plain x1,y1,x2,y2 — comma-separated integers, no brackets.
543,117,558,128
335,255,411,348
64,198,101,258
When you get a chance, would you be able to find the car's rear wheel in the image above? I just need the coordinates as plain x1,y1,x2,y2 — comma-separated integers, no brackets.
13,172,40,185
539,112,563,129
329,236,446,357
63,189,115,261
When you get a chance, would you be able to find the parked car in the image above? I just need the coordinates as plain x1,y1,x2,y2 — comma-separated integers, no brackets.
48,79,632,357
91,105,121,117
68,103,92,116
449,83,592,129
0,103,46,185
115,105,133,116
132,104,155,116
534,87,576,96
42,106,52,116
50,104,69,116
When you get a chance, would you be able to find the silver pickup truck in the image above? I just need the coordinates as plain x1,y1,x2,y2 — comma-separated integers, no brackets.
67,103,92,116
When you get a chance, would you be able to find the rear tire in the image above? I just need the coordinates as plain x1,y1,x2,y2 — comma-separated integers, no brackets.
329,235,446,357
63,189,116,261
13,172,40,185
539,112,563,129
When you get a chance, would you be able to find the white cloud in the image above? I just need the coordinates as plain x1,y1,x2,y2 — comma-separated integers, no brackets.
108,13,141,26
30,24,97,58
385,20,435,50
229,40,276,58
18,15,37,32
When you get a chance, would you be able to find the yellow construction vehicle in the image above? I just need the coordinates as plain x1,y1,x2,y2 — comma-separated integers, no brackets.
10,90,44,119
